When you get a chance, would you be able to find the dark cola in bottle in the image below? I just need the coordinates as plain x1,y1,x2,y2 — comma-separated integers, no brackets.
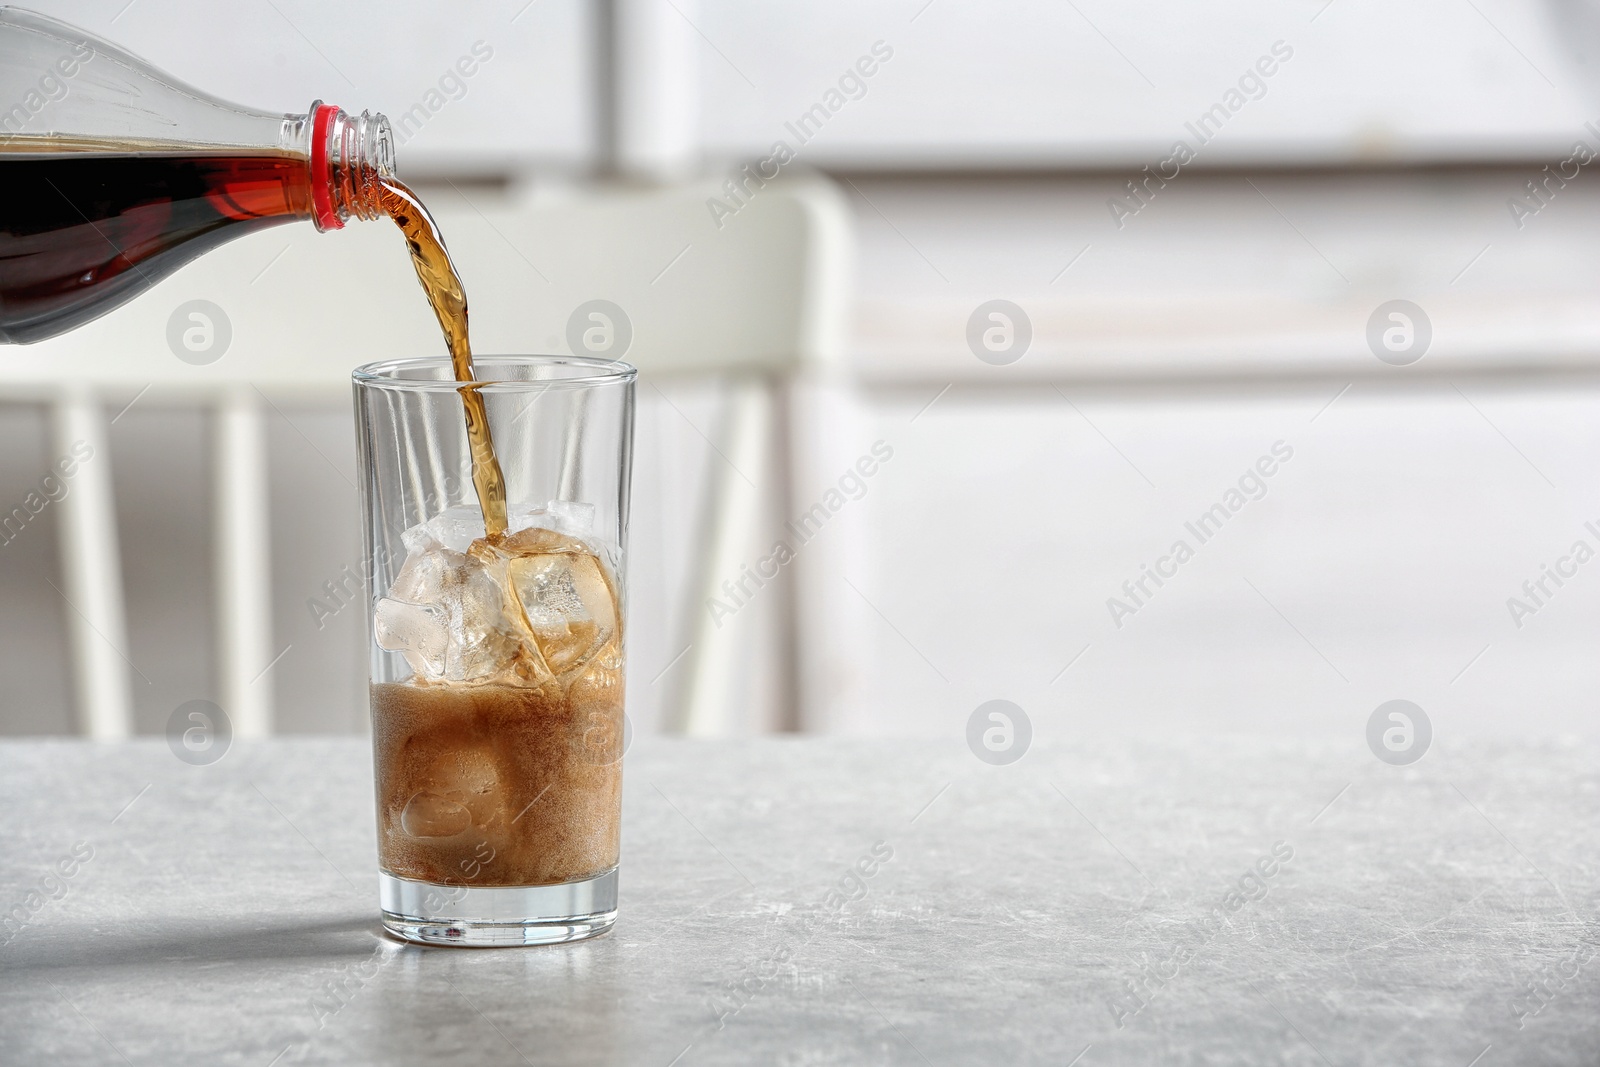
0,8,401,343
0,7,507,529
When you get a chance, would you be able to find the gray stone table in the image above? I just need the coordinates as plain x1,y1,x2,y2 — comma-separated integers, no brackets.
1,736,1597,1065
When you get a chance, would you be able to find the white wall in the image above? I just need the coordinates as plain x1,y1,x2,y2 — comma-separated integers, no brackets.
26,0,1600,171
22,0,596,173
698,0,1597,166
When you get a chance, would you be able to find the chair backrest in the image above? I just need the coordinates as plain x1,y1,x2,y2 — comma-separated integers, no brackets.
0,173,852,738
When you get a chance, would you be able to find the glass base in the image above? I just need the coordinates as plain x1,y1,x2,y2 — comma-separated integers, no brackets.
378,867,618,947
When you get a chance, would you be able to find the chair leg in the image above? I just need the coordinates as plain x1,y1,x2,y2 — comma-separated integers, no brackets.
53,394,132,740
669,376,771,736
216,389,274,739
766,373,802,733
782,375,873,735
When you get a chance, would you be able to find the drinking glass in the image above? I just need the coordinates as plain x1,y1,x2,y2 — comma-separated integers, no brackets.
353,355,635,946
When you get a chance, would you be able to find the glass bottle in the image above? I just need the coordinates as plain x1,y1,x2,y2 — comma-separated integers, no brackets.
0,7,395,343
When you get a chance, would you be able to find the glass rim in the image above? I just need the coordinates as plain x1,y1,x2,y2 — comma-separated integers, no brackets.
352,354,637,392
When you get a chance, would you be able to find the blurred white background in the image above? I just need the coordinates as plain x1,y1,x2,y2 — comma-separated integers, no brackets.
4,0,1600,741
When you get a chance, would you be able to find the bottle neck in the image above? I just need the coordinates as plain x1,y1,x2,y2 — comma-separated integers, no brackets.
296,102,395,231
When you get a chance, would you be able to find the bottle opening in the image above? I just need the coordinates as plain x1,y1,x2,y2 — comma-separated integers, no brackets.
309,101,395,232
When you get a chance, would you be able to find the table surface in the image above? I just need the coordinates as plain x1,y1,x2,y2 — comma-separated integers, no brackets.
1,736,1596,1066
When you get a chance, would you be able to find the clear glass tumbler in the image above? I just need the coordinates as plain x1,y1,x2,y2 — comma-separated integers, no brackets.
352,355,635,946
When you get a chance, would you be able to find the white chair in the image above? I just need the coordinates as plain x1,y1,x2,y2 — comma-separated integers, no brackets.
0,172,852,739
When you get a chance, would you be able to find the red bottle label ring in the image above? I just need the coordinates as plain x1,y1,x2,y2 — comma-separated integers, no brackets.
310,102,342,231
